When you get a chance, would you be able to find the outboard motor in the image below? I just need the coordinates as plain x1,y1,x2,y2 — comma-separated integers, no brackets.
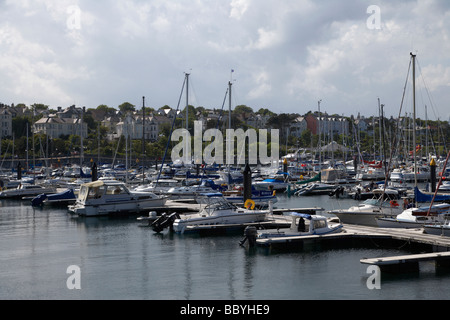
151,212,180,233
239,226,258,247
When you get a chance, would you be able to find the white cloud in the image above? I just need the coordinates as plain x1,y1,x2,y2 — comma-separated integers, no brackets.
0,0,449,120
230,0,250,20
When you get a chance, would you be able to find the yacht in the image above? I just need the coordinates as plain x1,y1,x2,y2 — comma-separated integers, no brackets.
0,183,56,199
68,180,167,216
329,190,403,227
133,179,180,194
376,203,450,228
169,196,270,234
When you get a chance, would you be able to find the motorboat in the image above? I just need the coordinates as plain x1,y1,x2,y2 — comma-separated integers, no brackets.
256,213,344,243
400,166,430,182
376,203,450,228
320,168,357,185
68,180,167,216
0,183,56,199
165,180,222,200
389,168,404,182
329,190,403,227
164,196,270,234
356,168,386,181
347,185,400,201
294,183,336,196
133,179,180,194
223,189,278,206
253,175,289,191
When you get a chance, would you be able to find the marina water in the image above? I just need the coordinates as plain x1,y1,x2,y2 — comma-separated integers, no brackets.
1,193,450,300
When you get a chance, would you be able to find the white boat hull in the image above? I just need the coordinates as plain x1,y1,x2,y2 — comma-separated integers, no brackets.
376,218,424,229
172,210,268,233
70,197,167,216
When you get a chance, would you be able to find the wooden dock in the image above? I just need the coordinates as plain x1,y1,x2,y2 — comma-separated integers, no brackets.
256,223,450,273
360,251,450,269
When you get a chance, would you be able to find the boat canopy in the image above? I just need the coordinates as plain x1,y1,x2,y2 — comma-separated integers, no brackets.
82,180,105,188
290,212,312,220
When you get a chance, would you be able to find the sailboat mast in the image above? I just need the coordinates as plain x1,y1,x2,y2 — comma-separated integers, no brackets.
228,81,232,130
411,52,418,187
318,100,322,170
186,73,190,132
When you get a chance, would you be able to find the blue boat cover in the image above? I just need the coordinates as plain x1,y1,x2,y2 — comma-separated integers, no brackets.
415,187,450,203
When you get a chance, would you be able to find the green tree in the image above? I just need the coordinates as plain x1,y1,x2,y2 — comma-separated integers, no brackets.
118,102,135,113
234,105,253,114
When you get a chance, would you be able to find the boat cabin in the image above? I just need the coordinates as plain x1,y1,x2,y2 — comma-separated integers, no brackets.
289,213,330,234
78,180,130,202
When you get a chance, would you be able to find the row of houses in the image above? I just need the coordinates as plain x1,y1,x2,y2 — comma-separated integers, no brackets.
0,104,383,142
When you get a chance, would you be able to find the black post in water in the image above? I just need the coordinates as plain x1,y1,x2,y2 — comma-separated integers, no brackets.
430,158,436,192
17,162,22,180
92,162,98,182
243,163,252,203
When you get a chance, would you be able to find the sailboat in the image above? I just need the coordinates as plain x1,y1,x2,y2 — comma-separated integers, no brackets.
330,53,419,227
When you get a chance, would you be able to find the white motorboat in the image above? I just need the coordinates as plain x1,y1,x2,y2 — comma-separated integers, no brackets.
256,213,344,243
166,184,216,200
329,190,403,227
0,183,56,199
376,203,450,228
167,196,270,234
356,168,386,181
389,168,404,182
68,180,167,216
294,182,336,196
253,175,289,191
400,166,430,182
133,179,180,194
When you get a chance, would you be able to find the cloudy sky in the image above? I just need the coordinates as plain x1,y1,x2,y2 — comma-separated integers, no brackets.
0,0,449,121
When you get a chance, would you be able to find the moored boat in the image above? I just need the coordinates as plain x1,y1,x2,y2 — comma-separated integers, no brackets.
329,190,403,227
68,180,167,216
376,203,450,228
0,183,56,199
161,196,270,234
256,213,344,243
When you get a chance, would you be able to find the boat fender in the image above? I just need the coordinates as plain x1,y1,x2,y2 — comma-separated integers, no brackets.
244,199,256,210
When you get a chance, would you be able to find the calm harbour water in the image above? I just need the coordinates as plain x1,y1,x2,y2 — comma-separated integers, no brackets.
1,193,450,301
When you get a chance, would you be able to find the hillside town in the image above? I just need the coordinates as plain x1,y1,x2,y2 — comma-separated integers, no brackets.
0,102,449,167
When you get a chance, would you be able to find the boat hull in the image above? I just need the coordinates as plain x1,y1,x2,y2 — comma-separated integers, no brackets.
69,198,167,216
172,211,268,234
376,218,424,229
257,224,343,239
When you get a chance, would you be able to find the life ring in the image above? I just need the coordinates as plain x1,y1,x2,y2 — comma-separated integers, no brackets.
244,199,256,210
390,200,399,207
